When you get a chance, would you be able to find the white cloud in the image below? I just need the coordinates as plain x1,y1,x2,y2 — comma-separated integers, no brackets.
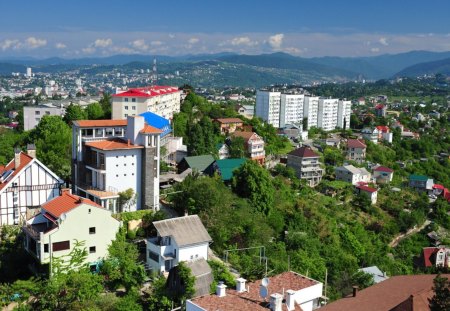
284,47,305,55
94,38,112,48
0,39,20,50
188,37,199,44
370,47,380,53
131,39,149,51
111,46,136,54
230,36,258,46
82,46,96,54
168,34,175,39
269,33,284,49
25,37,47,49
55,42,66,49
151,40,163,46
379,37,388,46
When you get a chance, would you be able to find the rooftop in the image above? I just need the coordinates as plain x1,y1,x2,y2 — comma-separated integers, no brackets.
356,184,377,193
85,138,144,151
373,166,394,173
215,158,246,181
140,124,163,134
42,191,101,218
215,118,244,124
409,174,429,181
182,155,215,172
0,152,34,192
347,139,367,149
288,146,319,158
112,86,180,98
73,119,127,128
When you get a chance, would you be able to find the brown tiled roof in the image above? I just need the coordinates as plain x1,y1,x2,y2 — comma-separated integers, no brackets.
189,271,318,311
0,152,34,192
321,274,449,311
85,138,144,150
140,124,163,134
347,139,366,148
42,191,101,218
374,166,394,173
356,184,377,193
215,118,244,124
288,146,319,158
231,131,259,142
73,120,127,127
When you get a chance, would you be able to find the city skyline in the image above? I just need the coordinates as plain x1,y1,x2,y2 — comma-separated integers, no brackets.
1,0,450,58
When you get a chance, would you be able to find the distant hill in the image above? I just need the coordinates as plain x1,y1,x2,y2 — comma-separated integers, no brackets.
0,63,26,75
394,57,450,77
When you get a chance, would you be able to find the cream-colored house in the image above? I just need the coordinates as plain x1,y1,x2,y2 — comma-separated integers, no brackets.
335,165,371,185
23,189,121,272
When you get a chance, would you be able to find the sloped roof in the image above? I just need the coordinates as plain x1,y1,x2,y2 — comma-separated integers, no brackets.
359,266,389,284
183,155,215,172
421,247,447,267
288,146,319,158
337,165,369,175
140,124,163,134
409,174,428,181
85,138,144,150
185,258,214,297
73,120,127,127
42,191,101,218
347,139,366,148
321,275,449,311
139,111,171,137
356,184,377,193
230,131,260,142
112,86,180,98
374,166,394,173
215,158,246,181
153,215,212,247
215,118,244,124
376,125,389,132
0,152,34,192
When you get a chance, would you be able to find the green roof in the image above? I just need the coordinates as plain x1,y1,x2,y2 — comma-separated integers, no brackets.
216,158,246,181
184,155,215,172
409,174,428,181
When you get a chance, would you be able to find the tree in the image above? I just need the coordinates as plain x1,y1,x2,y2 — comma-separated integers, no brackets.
85,102,104,120
63,103,86,125
118,188,137,212
232,160,275,215
429,274,450,311
99,93,112,119
228,136,246,158
165,261,195,305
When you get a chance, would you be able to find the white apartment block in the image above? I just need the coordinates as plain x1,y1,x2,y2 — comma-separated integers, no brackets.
303,96,319,129
337,100,351,129
72,116,161,213
280,94,304,128
318,98,339,131
255,90,281,128
112,86,181,121
23,104,65,131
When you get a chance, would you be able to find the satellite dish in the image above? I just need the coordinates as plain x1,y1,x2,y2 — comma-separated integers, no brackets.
259,285,268,298
262,277,270,287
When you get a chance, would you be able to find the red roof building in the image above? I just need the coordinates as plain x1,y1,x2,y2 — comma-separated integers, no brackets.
231,132,265,164
287,147,324,187
346,139,367,164
355,184,378,204
422,247,450,267
214,118,244,134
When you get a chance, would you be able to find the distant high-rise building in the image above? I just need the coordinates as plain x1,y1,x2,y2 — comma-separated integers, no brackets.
337,100,352,130
255,90,281,128
303,96,319,129
280,94,304,128
317,98,339,131
26,67,32,78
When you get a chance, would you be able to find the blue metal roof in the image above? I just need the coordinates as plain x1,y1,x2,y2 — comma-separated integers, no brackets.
139,111,172,137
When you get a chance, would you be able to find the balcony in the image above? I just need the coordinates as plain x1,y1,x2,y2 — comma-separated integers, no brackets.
77,182,119,199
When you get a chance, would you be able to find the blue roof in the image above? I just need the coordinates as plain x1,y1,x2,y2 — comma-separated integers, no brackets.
139,111,172,137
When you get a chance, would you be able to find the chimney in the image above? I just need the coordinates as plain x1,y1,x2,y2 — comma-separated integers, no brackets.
236,278,247,293
60,188,71,196
14,148,21,170
216,281,227,297
352,286,358,297
286,289,295,310
26,144,36,158
270,293,283,311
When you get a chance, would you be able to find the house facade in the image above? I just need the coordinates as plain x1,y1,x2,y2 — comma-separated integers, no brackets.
318,98,339,131
337,100,351,130
22,190,121,271
111,86,181,121
280,93,304,128
0,147,63,225
346,139,367,163
231,131,265,165
409,174,434,192
147,215,212,274
213,118,244,135
72,116,161,213
335,165,371,185
23,104,65,131
373,166,394,184
303,96,319,129
287,146,324,187
422,247,450,268
355,184,378,204
235,104,254,119
362,127,379,144
216,143,230,160
255,90,281,128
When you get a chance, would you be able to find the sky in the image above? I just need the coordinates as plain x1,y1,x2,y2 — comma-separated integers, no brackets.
1,0,450,59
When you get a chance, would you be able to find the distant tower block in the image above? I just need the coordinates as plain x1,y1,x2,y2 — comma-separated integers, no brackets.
26,67,32,78
151,57,158,86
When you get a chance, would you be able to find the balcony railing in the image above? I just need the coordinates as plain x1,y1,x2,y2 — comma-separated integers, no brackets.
85,162,106,170
77,182,118,195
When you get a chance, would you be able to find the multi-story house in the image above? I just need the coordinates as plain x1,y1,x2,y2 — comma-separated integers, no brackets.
318,98,339,131
235,104,254,119
216,143,230,160
255,90,281,128
422,247,450,268
0,146,63,225
230,131,265,165
147,215,212,274
303,96,319,129
409,174,434,193
279,93,304,128
112,85,181,121
335,165,371,185
362,127,379,144
346,139,367,163
374,104,387,117
22,189,121,272
71,116,161,213
213,118,244,135
355,184,378,204
23,104,65,131
287,146,324,187
373,166,394,184
337,100,351,129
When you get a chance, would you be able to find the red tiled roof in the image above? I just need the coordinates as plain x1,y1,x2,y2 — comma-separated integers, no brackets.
356,184,377,193
42,191,101,218
422,247,440,267
376,125,389,132
190,271,319,311
374,166,394,173
347,139,366,149
112,86,180,98
375,104,385,109
215,118,244,124
0,152,34,192
73,119,127,127
140,124,163,134
321,274,449,311
288,146,319,158
85,138,144,150
433,184,445,190
231,131,260,142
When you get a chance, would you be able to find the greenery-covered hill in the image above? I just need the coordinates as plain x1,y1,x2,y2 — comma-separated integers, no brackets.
394,57,450,77
0,63,26,75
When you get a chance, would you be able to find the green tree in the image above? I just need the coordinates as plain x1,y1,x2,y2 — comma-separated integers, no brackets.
228,136,246,158
63,103,86,125
85,102,104,120
165,261,195,305
99,93,112,119
232,160,274,215
429,274,450,311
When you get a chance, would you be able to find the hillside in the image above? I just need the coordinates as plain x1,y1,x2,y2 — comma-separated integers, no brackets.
394,57,450,77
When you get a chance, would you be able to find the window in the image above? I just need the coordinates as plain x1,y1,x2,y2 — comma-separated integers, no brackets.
125,106,129,110
132,98,136,102
89,246,96,253
148,251,159,262
45,111,50,115
132,106,136,110
124,174,127,176
88,209,91,214
35,111,40,115
89,227,96,234
124,98,129,102
116,174,118,177
124,114,128,117
132,173,134,176
44,244,49,253
35,118,40,122
53,240,70,252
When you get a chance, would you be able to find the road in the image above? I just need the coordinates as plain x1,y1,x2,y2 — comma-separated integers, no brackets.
389,219,431,248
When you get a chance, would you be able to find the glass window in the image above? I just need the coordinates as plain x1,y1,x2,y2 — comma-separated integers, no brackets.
35,111,40,115
89,246,96,253
124,98,129,102
125,106,129,110
89,227,96,234
132,98,136,102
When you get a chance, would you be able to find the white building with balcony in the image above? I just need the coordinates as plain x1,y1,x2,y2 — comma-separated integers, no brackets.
255,90,281,128
230,131,265,165
287,146,324,187
303,96,319,129
337,100,351,130
71,116,161,212
22,189,120,272
112,85,181,121
318,98,339,131
280,93,304,128
147,215,212,274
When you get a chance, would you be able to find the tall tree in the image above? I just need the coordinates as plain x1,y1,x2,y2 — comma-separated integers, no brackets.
85,102,105,120
63,103,86,125
99,93,112,119
228,136,246,158
429,274,450,311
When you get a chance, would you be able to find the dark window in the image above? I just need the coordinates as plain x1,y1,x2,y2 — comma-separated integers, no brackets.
44,244,49,253
89,246,96,253
88,209,91,214
148,251,159,262
53,240,70,252
89,227,96,234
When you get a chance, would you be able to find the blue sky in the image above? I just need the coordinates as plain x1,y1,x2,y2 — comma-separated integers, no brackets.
1,0,449,58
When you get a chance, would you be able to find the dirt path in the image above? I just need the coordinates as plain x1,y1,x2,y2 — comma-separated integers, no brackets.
389,219,431,248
